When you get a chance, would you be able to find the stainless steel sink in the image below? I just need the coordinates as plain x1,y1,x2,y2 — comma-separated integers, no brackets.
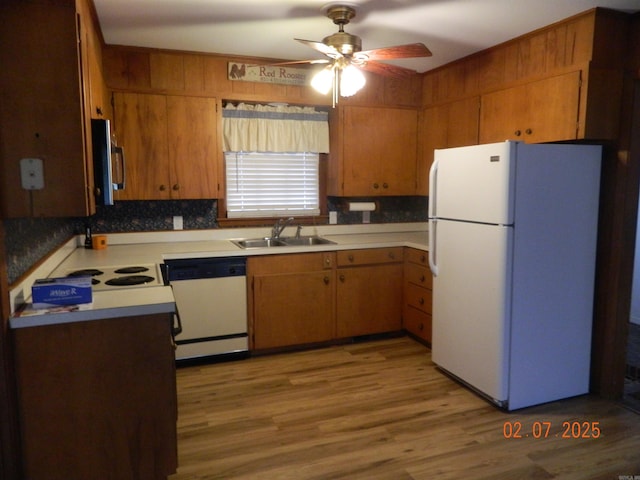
231,236,335,249
279,236,336,246
231,238,287,249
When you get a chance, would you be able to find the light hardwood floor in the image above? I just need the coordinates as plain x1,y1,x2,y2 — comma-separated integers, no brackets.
169,337,640,479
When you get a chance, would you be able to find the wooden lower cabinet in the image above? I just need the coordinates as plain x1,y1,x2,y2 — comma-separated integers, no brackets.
336,248,403,338
249,252,336,350
13,314,178,480
403,248,433,343
249,248,407,350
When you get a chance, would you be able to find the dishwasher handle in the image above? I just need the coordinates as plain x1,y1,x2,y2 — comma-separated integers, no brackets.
171,305,183,338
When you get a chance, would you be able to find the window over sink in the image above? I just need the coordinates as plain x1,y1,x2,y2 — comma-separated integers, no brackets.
221,102,329,221
225,151,320,218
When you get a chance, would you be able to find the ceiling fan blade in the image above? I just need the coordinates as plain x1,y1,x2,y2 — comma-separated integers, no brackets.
357,43,432,61
295,38,342,59
358,60,417,77
271,59,330,66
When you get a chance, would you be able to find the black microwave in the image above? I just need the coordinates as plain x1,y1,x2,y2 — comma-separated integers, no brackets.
91,119,125,205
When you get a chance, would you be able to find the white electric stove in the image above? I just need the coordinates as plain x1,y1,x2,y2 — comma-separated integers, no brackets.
59,264,164,291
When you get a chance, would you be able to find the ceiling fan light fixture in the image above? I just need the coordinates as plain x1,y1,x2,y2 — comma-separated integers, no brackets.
339,64,366,97
311,66,335,95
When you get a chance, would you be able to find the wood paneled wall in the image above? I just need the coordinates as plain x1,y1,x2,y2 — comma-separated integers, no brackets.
103,46,422,108
422,8,628,106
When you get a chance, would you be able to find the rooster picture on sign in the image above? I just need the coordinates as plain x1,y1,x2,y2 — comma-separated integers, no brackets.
229,63,246,79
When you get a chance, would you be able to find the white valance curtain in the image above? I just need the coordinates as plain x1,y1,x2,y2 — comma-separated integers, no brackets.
222,103,330,153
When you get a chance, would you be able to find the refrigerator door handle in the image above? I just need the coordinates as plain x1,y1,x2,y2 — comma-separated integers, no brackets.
428,219,439,276
428,158,439,218
428,158,439,276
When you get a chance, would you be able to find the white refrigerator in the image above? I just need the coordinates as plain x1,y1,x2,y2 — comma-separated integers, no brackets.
428,141,602,410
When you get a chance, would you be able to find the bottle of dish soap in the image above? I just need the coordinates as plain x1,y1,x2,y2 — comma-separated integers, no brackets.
84,225,92,249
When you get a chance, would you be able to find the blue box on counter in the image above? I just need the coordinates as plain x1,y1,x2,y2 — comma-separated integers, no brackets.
31,276,92,308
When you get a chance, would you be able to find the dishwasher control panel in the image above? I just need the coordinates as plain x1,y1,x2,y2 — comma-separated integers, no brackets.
163,257,247,282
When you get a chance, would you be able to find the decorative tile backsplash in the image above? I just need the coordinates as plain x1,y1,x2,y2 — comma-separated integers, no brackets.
3,197,427,284
4,217,82,285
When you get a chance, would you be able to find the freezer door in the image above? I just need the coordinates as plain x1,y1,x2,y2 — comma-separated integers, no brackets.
431,220,513,404
432,141,516,225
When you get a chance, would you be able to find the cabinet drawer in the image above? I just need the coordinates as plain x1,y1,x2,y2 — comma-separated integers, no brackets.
405,283,432,314
405,248,428,266
403,306,432,343
248,252,335,274
337,247,403,266
405,263,433,289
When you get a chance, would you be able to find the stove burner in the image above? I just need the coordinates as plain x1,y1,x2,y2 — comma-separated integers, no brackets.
105,275,155,287
113,266,150,274
68,268,104,277
67,269,103,285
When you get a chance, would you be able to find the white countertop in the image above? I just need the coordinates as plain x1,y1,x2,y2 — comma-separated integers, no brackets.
9,223,428,329
11,287,175,328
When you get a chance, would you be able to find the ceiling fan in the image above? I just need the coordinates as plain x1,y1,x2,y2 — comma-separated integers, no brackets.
280,3,432,104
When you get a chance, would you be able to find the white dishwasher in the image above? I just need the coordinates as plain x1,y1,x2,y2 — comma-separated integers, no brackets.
162,257,248,364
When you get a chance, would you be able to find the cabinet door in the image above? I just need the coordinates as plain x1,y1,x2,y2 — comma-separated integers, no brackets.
114,93,171,200
337,263,403,337
526,71,581,142
342,106,418,196
14,314,177,479
479,71,581,144
418,97,479,195
253,271,335,349
0,2,92,217
167,96,218,199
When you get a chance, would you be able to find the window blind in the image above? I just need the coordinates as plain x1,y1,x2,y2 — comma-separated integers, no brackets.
225,151,320,218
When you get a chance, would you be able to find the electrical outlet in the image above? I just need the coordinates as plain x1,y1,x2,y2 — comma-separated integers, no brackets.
20,158,45,190
329,211,337,224
173,216,183,230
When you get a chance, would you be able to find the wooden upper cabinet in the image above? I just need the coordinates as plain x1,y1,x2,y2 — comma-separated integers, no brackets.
113,93,169,200
329,106,418,196
77,0,110,120
479,71,582,144
166,96,218,199
0,0,102,217
113,93,218,200
418,97,479,194
422,9,629,149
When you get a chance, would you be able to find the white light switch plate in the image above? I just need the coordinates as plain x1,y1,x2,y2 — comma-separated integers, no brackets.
20,158,44,190
173,216,183,230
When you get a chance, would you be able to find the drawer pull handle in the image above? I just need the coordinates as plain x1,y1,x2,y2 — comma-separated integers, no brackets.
324,276,330,285
388,252,395,260
420,275,426,283
419,297,425,305
172,183,180,191
420,255,426,263
339,274,345,282
159,184,167,191
348,254,354,262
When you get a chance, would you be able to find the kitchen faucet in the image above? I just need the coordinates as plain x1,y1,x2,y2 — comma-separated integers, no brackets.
271,217,295,239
